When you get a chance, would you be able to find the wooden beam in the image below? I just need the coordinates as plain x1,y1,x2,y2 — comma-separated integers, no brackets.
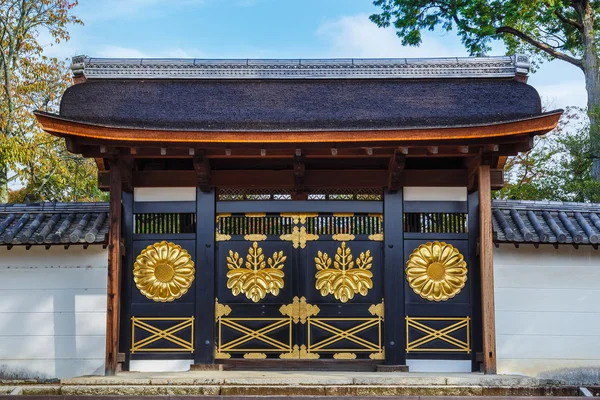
387,151,406,191
293,155,307,199
478,165,497,374
35,110,562,144
118,157,134,192
98,168,471,190
105,158,123,376
490,169,504,190
467,154,482,193
193,152,211,192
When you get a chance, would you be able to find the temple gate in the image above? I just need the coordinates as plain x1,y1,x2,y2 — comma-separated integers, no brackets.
34,55,562,374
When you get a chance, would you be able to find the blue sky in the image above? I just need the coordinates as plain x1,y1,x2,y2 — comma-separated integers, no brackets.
42,0,586,110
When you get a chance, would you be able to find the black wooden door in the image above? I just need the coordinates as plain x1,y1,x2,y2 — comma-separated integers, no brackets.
215,213,385,360
124,202,198,363
402,201,475,367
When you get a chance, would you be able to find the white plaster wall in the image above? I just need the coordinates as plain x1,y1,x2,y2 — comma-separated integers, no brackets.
494,245,600,377
404,186,467,201
0,246,108,379
134,187,196,202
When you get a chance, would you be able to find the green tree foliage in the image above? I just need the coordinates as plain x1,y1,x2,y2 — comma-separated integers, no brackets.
496,107,600,202
0,0,101,203
370,0,600,183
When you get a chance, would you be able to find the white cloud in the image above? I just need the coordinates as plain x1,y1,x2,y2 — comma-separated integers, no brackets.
318,14,587,111
316,14,468,58
527,59,587,110
536,81,587,110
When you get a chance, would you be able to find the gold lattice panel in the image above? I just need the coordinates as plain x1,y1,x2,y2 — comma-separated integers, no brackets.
307,316,384,359
131,317,194,353
406,316,470,353
216,317,294,358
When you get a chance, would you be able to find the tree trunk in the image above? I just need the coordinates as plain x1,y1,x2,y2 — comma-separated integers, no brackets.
0,163,8,203
577,0,600,181
584,68,600,182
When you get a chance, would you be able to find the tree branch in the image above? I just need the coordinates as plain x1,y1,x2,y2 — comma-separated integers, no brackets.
555,9,583,31
496,26,583,68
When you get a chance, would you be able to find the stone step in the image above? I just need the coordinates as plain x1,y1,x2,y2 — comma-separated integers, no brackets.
1,384,582,397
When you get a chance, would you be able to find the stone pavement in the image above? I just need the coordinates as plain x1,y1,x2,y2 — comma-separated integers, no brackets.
0,371,583,397
62,370,551,386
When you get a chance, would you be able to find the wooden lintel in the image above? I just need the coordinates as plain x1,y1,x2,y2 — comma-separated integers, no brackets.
98,168,470,190
388,151,406,192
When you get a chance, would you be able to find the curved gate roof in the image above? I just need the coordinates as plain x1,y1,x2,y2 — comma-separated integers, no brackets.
34,55,561,145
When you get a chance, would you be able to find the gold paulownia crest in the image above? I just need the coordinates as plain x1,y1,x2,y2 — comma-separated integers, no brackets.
315,242,373,303
226,242,286,302
406,241,468,302
133,241,195,302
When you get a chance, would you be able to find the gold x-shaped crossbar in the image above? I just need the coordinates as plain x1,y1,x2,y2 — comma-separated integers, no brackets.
219,317,293,352
308,317,382,352
131,317,194,353
406,316,470,353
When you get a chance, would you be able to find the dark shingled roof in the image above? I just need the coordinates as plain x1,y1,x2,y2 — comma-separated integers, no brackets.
59,78,543,131
0,202,109,246
492,200,600,245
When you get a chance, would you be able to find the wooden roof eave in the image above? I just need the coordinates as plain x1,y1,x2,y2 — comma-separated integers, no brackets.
34,110,562,146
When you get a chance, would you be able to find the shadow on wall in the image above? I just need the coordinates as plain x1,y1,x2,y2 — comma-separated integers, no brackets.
539,367,600,386
0,364,47,380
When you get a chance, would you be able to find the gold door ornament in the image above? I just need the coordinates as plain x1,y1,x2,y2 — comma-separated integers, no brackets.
133,241,195,302
280,226,319,249
226,241,286,302
315,242,373,303
279,296,320,324
406,241,467,302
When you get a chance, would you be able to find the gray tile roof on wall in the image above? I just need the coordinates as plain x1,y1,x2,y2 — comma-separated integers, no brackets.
492,200,600,245
2,200,597,247
71,55,531,80
0,202,109,246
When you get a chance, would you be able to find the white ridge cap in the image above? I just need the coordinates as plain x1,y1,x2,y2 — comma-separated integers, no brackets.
70,55,530,80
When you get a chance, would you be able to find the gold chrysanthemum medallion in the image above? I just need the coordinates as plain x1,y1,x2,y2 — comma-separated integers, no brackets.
406,241,467,302
133,241,195,302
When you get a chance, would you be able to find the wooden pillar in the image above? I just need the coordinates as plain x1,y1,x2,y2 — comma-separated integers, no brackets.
194,188,216,364
383,189,405,366
119,190,133,371
478,165,497,374
105,160,122,375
